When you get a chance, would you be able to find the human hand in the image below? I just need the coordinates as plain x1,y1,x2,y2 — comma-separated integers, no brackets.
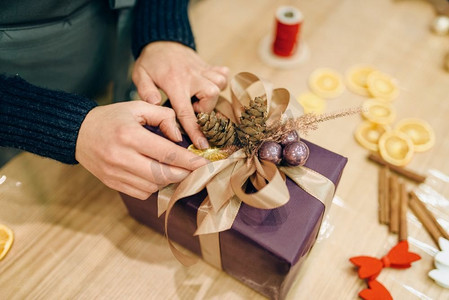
132,41,229,149
75,101,208,200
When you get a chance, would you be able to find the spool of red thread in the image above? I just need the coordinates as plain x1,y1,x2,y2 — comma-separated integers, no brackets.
258,6,308,69
272,6,303,57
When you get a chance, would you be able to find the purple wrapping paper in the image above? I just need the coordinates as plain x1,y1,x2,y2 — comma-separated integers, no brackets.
120,129,347,299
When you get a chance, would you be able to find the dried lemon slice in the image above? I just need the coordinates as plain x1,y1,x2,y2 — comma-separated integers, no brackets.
354,121,391,152
187,145,229,161
0,224,14,261
308,68,345,99
366,71,399,101
362,99,396,125
297,92,326,114
395,118,435,152
346,65,376,96
378,131,414,166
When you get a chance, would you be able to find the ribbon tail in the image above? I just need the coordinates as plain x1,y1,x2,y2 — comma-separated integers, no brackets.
158,183,178,217
195,196,242,236
280,166,335,210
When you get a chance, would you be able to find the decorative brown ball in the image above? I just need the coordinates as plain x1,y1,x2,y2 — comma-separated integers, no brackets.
283,141,309,166
258,141,283,165
280,130,299,146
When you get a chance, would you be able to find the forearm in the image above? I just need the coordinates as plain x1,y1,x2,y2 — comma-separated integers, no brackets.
132,0,196,58
0,74,97,164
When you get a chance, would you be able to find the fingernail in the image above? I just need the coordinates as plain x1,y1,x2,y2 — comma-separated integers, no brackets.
198,137,209,149
175,127,182,141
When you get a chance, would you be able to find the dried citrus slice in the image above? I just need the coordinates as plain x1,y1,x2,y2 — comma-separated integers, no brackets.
395,118,435,152
0,224,14,261
362,99,396,125
187,145,229,161
297,92,326,114
366,71,399,101
345,65,376,96
308,68,345,99
354,121,391,152
378,131,414,166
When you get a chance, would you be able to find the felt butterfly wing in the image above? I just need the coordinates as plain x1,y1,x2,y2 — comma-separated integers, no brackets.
359,280,393,300
349,256,383,280
387,241,421,268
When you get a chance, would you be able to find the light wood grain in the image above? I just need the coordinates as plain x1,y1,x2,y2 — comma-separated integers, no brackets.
1,0,449,299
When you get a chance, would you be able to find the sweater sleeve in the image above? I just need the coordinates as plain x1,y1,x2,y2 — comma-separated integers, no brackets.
132,0,196,58
0,74,98,164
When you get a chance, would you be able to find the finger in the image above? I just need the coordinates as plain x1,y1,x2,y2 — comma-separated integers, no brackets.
131,102,182,142
107,178,157,200
202,69,228,90
166,89,210,150
132,68,162,104
117,154,191,185
192,79,220,113
210,65,230,78
134,127,208,170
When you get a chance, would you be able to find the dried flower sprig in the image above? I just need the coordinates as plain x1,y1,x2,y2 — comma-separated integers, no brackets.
266,107,362,141
243,107,362,161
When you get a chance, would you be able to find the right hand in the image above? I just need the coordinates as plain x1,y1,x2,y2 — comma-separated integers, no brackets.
75,101,208,200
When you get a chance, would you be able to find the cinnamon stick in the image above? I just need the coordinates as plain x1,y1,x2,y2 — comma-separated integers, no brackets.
389,174,400,233
378,167,390,224
409,191,449,245
398,182,408,241
368,153,426,183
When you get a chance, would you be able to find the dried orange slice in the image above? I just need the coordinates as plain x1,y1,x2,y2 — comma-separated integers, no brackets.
366,71,399,101
297,92,326,114
395,118,435,152
346,65,376,96
0,224,14,261
308,68,345,99
362,99,396,125
354,121,391,152
378,131,414,166
187,145,229,161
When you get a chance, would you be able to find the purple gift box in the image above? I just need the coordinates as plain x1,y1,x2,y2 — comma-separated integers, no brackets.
120,129,347,299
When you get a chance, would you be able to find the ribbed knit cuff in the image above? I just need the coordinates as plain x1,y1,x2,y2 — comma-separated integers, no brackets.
132,0,196,58
0,75,98,164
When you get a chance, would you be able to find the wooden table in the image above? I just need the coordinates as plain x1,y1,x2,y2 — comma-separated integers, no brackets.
1,0,449,299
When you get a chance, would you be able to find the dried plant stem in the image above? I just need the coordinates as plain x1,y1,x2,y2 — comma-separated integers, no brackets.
266,107,362,143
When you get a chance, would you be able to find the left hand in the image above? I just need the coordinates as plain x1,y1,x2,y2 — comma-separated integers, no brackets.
132,41,229,150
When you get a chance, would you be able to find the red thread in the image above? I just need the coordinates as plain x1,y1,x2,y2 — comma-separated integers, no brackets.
272,7,302,57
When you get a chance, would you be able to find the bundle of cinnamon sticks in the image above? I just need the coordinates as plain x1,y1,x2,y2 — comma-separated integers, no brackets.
378,167,409,241
375,154,449,245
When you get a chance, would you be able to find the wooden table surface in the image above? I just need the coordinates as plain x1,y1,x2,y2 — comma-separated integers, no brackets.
1,0,449,299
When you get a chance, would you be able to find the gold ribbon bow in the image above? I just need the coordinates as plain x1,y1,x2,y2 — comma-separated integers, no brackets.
158,72,336,268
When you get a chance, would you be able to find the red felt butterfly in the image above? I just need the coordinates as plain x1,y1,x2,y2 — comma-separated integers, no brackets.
350,241,421,280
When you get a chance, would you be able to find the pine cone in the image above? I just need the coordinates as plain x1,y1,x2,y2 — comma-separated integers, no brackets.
236,96,268,149
197,111,237,147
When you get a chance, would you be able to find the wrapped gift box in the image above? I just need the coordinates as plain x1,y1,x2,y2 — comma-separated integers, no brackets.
120,129,347,299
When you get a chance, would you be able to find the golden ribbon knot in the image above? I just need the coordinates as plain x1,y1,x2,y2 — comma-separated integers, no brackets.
158,72,336,268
